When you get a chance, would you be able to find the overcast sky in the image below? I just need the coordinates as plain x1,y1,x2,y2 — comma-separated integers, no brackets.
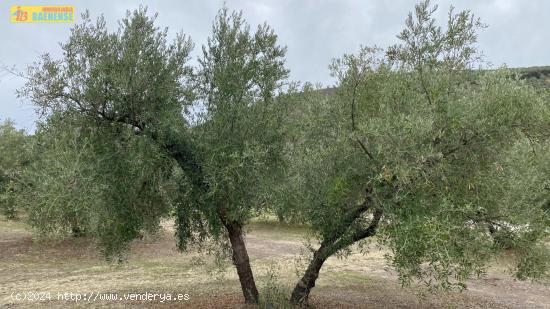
1,0,549,132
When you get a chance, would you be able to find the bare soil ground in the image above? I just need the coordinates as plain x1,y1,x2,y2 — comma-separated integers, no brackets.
1,217,549,308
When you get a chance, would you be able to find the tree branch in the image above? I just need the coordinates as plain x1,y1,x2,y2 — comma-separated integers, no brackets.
322,185,373,245
356,138,375,160
324,208,383,259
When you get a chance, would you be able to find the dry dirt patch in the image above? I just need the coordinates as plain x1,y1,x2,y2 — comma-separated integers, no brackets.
1,217,549,308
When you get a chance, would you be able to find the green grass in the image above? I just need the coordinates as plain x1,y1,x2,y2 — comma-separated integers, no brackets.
248,215,311,240
0,215,27,232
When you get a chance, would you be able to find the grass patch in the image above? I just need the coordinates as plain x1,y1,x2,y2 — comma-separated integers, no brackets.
0,215,28,232
258,263,295,309
324,269,370,284
248,220,310,240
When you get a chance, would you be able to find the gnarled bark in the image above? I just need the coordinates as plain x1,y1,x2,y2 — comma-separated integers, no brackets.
290,242,330,304
291,209,383,305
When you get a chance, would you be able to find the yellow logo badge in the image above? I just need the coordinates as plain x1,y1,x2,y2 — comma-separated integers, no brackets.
10,5,75,23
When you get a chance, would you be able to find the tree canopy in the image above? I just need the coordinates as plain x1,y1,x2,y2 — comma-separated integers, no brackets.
16,6,289,304
282,1,550,304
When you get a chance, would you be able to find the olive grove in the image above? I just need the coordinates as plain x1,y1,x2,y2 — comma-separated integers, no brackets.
2,0,549,306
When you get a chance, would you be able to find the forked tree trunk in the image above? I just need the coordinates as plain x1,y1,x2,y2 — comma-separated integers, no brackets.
224,220,259,304
291,209,382,305
290,244,329,305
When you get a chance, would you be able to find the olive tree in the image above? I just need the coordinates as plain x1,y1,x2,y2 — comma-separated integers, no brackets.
187,8,289,302
19,7,288,304
0,119,31,219
17,111,174,249
284,1,550,304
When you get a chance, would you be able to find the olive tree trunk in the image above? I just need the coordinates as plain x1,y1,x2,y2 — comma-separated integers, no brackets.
291,208,383,305
290,243,329,304
164,138,260,304
216,206,259,304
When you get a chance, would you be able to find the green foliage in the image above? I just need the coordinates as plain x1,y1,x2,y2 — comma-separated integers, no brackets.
0,119,30,219
18,5,289,264
283,0,550,292
517,66,550,88
15,112,175,257
20,7,194,129
173,6,289,248
259,264,292,309
16,7,195,258
11,0,550,299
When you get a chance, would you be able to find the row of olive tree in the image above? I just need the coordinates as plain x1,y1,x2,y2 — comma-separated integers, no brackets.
6,1,549,306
